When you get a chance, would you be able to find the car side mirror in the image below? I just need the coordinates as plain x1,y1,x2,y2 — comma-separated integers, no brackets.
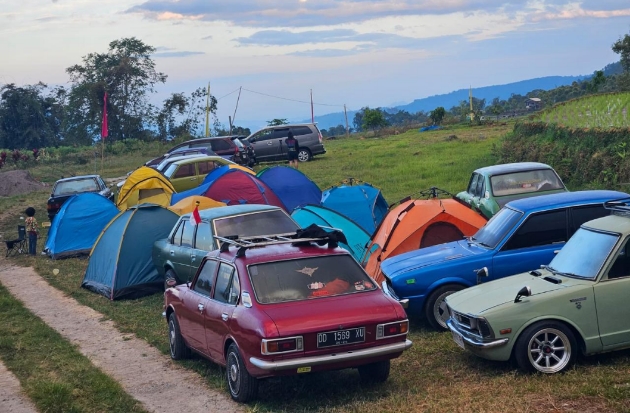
514,286,531,303
166,278,178,288
475,267,488,284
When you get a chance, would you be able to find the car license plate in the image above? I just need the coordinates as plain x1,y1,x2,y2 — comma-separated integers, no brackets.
317,327,365,348
452,331,465,349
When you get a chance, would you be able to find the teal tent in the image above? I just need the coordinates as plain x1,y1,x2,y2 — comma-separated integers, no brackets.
321,182,388,235
44,193,119,259
292,204,370,262
81,204,179,300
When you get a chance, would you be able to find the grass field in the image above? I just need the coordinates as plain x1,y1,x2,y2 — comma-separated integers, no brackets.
3,123,630,412
536,92,630,128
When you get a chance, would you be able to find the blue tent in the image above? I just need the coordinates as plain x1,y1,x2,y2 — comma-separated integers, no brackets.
81,204,179,300
321,183,388,235
257,166,322,212
292,204,370,262
44,193,119,259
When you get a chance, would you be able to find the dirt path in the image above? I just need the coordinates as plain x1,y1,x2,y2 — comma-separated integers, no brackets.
0,360,38,413
0,264,244,413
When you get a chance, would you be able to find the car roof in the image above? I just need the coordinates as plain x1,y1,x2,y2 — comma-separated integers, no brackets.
169,155,234,166
181,204,284,220
583,213,630,234
505,190,629,212
474,162,555,175
247,123,317,137
56,175,100,183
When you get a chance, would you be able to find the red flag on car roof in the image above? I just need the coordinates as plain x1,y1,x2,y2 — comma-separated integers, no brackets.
101,92,108,140
191,203,202,226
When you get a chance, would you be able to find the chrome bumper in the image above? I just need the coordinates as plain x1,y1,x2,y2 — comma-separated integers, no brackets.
250,339,412,371
446,319,508,349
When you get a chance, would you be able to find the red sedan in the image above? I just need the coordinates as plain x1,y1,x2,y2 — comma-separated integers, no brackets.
164,233,412,402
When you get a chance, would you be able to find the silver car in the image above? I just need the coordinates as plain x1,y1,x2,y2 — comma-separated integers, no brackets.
244,123,326,162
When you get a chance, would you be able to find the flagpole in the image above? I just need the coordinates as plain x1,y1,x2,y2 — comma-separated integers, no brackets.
101,92,108,175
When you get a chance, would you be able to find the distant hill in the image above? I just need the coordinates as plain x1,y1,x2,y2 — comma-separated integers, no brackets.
302,75,587,130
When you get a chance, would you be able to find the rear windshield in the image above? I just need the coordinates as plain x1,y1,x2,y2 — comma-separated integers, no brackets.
214,210,298,241
249,255,377,304
491,169,564,197
53,178,99,195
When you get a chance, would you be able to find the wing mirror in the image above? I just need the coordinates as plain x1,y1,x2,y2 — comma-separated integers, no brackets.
514,286,531,303
166,278,178,288
475,267,488,284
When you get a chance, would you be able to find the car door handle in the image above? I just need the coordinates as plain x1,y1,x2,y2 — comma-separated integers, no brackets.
190,177,197,180
191,255,196,262
221,313,229,321
198,303,205,312
169,250,174,255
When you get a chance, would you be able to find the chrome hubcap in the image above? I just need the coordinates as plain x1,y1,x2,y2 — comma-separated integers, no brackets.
169,321,175,354
227,352,241,395
433,291,454,328
527,328,571,373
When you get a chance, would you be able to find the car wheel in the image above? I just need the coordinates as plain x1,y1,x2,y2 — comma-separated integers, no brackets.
164,269,178,291
168,313,190,360
297,148,311,162
425,285,465,331
358,360,390,383
226,343,258,403
514,321,576,374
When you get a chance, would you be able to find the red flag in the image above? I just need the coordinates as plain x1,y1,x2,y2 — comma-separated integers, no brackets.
192,204,202,226
101,92,108,140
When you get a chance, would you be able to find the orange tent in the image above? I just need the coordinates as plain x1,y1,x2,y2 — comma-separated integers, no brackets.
364,197,487,284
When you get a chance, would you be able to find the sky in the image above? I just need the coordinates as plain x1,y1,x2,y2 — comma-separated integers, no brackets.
1,0,629,131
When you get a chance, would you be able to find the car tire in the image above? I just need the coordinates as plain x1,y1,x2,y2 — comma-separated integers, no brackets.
297,148,312,162
424,284,465,331
226,343,258,403
358,360,390,383
164,269,178,291
168,313,190,360
514,321,576,374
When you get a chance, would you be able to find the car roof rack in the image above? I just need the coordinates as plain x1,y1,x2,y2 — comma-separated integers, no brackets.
216,225,347,258
603,198,630,216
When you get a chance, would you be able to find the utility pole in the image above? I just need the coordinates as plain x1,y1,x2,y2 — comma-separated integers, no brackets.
231,87,242,135
344,104,349,137
205,82,211,137
310,89,314,123
469,86,475,122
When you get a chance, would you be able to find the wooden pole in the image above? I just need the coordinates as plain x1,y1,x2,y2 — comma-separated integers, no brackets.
344,104,349,138
205,82,211,138
101,139,104,175
310,89,314,123
231,87,242,134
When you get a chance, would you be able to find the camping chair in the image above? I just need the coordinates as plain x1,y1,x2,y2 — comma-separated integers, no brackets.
5,225,27,257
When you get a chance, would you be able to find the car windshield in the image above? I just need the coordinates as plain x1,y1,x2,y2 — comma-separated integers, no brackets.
548,227,619,279
249,255,378,304
53,178,98,195
471,207,523,249
490,169,565,197
214,210,298,243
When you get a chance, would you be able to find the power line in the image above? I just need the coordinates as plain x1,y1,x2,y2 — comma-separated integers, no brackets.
216,88,241,101
240,87,344,107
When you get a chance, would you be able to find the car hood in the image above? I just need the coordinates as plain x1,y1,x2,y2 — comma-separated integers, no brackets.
259,291,401,336
381,240,483,279
445,271,587,315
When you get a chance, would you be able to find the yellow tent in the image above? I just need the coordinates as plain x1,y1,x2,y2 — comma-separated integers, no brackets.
116,166,176,211
168,196,226,215
226,164,255,175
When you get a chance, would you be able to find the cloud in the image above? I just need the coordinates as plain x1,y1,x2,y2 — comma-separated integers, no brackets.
202,35,212,40
153,51,205,58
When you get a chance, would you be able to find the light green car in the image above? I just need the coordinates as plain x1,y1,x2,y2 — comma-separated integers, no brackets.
445,207,630,374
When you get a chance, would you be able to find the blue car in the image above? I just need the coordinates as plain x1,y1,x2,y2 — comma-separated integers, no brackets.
380,190,629,330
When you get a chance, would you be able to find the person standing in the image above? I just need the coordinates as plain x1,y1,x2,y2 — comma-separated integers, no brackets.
25,207,38,256
285,131,299,169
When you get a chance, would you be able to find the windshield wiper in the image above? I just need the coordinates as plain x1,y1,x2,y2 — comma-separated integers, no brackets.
541,265,578,278
469,237,491,248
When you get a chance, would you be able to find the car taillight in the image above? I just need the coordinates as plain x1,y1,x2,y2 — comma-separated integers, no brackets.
376,320,409,339
318,132,323,143
47,203,59,211
261,336,304,355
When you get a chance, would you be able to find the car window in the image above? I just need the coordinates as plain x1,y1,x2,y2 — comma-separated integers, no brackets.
53,178,99,195
472,207,523,249
570,205,609,236
213,263,237,304
468,174,479,195
171,220,185,246
211,139,232,151
181,220,195,248
550,228,619,279
249,255,377,304
291,126,312,136
97,177,107,189
490,169,565,197
273,128,291,139
503,210,567,251
475,175,485,198
213,210,299,242
194,222,213,250
197,161,218,175
252,129,273,142
163,164,177,177
174,164,195,178
194,259,218,296
606,238,630,280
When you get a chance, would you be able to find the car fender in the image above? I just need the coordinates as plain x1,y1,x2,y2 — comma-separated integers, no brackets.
424,277,476,303
510,315,600,355
163,260,178,278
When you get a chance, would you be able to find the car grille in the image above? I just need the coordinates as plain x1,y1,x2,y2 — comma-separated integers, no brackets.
448,306,490,339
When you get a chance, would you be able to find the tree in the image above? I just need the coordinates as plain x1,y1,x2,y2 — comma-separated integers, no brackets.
612,31,630,73
429,107,446,125
215,125,251,136
267,118,288,126
587,70,606,93
352,111,364,132
65,37,167,142
361,107,388,132
155,87,217,141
